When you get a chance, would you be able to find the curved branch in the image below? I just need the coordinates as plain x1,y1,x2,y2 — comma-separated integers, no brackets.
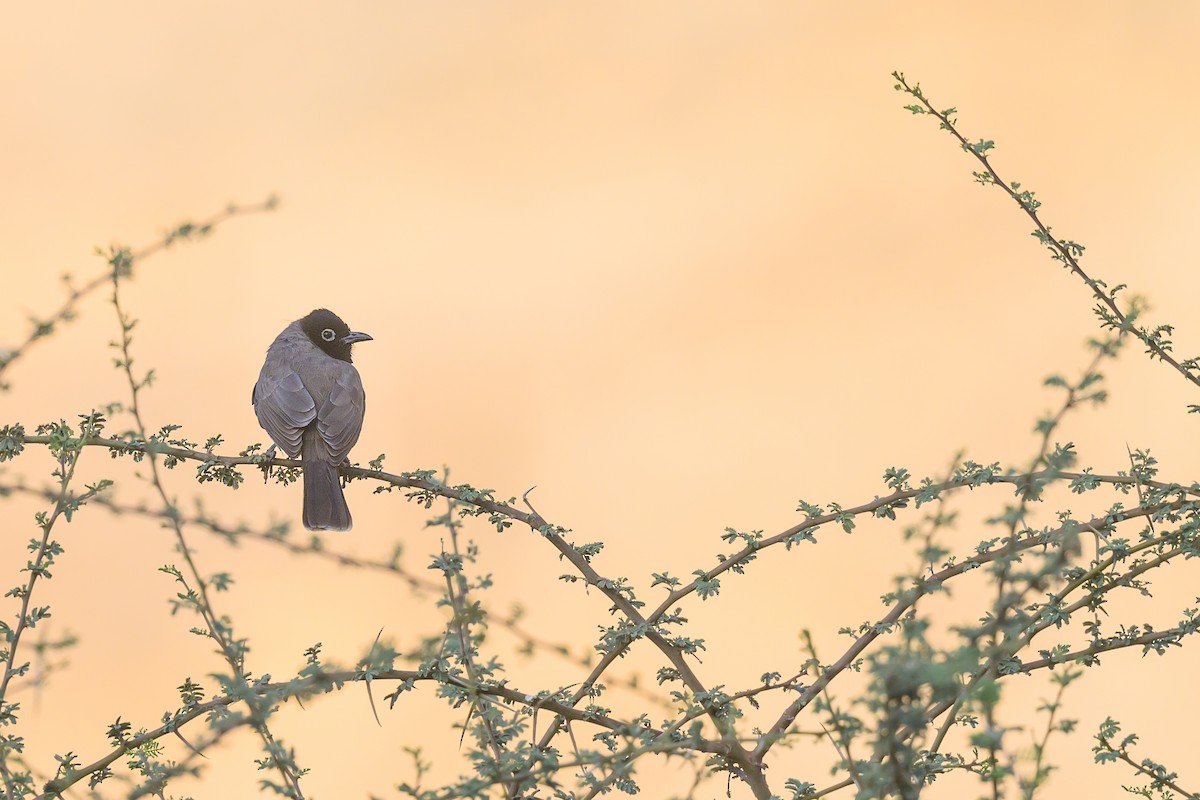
36,666,720,798
14,432,1197,793
751,493,1191,760
893,72,1200,390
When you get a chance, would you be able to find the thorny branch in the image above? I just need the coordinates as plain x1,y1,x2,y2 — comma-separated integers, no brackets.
11,427,1200,796
893,71,1200,392
4,72,1200,797
33,665,721,798
109,260,305,797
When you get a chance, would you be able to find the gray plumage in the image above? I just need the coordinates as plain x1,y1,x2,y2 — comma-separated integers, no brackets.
253,309,371,531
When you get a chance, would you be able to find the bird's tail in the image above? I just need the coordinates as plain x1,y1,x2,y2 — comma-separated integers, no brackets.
302,432,352,531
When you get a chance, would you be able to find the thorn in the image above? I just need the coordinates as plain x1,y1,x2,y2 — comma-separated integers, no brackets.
360,627,387,727
173,728,207,759
522,485,543,521
363,673,382,727
564,720,585,777
459,700,477,748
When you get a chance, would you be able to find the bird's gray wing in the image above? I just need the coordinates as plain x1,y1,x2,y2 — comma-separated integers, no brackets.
253,369,317,457
316,366,365,464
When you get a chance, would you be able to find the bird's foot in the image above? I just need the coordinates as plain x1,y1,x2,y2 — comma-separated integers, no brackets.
258,445,278,483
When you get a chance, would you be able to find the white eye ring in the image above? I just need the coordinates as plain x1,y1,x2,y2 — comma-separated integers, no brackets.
321,328,336,342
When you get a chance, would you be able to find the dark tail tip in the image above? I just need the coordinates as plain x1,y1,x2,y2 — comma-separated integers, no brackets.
303,459,352,531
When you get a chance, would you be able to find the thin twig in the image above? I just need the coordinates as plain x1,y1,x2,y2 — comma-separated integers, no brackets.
109,263,304,798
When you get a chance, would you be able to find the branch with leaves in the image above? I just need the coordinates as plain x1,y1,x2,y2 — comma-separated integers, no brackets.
6,415,1199,797
892,71,1200,397
1093,717,1198,800
4,73,1200,799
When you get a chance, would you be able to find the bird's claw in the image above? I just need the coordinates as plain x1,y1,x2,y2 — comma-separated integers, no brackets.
259,445,277,483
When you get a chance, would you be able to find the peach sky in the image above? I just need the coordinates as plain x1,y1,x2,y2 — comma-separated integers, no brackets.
2,3,1200,798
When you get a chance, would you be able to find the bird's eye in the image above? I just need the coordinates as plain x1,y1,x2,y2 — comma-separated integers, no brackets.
321,328,336,342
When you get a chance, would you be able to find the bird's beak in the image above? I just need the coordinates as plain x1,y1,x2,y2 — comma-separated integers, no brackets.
341,331,373,345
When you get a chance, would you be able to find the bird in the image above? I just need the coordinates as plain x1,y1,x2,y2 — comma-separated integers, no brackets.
252,309,372,531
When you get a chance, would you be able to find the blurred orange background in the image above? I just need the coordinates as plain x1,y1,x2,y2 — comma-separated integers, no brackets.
2,3,1200,797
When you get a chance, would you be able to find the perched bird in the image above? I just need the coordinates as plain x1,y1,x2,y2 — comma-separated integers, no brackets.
252,309,372,530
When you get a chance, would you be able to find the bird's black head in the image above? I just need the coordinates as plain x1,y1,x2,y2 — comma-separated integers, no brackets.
299,308,373,363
